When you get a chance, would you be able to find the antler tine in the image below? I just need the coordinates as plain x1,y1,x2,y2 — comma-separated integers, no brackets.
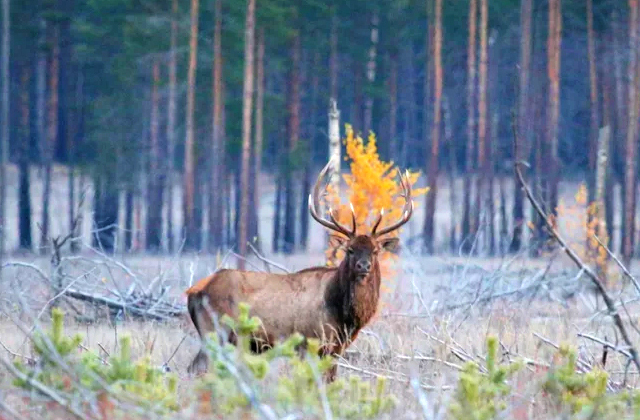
371,208,384,235
349,202,357,235
372,168,414,238
308,159,356,238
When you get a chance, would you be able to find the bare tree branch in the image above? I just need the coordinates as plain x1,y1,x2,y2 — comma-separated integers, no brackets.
515,153,640,373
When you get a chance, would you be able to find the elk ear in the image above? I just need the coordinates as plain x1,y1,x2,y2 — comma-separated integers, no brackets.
379,237,400,253
328,234,348,249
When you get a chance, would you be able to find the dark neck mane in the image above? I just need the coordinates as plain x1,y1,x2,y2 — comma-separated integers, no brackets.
324,258,381,340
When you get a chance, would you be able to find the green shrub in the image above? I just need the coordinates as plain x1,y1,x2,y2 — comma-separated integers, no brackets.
195,302,397,418
541,344,635,418
14,308,179,413
448,335,522,420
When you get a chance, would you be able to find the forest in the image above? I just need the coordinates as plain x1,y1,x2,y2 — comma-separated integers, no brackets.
6,0,640,418
0,0,632,264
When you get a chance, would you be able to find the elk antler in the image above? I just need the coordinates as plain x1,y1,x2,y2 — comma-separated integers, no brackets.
308,159,357,238
371,168,414,237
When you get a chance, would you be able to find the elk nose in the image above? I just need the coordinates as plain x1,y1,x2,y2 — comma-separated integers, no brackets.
356,260,371,272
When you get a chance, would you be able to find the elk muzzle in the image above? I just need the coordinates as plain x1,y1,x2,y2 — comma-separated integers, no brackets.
354,259,372,278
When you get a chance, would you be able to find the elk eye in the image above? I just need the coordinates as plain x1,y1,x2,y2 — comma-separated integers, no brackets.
347,247,354,254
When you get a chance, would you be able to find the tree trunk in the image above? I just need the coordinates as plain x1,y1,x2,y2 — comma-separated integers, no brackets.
0,0,7,259
363,10,378,135
461,0,477,253
249,27,265,252
124,188,134,251
531,85,546,257
36,19,46,174
499,169,508,255
166,0,178,253
67,71,76,253
586,0,599,210
510,0,532,253
353,65,363,133
272,170,283,253
193,152,205,250
422,0,442,254
237,0,256,268
443,95,457,252
57,0,71,165
388,53,398,162
330,11,338,101
283,31,301,254
474,0,488,255
224,172,231,247
183,0,199,250
92,174,118,253
146,61,163,251
623,0,639,266
208,0,223,253
547,0,561,223
299,51,318,251
19,65,32,251
41,24,59,254
594,125,611,281
602,48,615,249
71,67,84,253
487,111,497,256
234,157,240,246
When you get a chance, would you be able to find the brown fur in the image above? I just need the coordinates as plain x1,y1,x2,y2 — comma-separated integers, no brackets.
185,235,397,380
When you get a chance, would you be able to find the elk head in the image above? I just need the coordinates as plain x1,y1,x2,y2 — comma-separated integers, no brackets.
308,160,414,281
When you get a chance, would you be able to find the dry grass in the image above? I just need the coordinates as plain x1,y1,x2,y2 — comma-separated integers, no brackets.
1,247,640,419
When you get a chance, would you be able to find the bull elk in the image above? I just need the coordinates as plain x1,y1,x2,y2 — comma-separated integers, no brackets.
185,159,413,381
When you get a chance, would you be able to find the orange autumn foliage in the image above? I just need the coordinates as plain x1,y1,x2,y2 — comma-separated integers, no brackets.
322,125,429,291
535,183,612,283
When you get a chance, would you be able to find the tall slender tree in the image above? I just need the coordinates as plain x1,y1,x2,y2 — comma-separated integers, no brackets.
388,53,398,162
423,0,442,254
41,23,59,254
0,0,7,258
283,29,301,254
183,0,199,250
363,10,379,136
510,0,532,253
329,10,338,101
547,0,561,223
299,50,319,250
474,0,488,253
586,0,599,207
36,18,45,176
166,0,178,252
209,0,224,253
146,61,163,251
19,67,31,251
461,0,477,253
249,27,264,250
623,0,639,266
237,0,256,268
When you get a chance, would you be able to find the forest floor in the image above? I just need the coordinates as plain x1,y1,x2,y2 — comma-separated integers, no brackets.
1,247,639,418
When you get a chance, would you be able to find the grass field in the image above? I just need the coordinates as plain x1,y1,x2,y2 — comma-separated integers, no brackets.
1,164,639,419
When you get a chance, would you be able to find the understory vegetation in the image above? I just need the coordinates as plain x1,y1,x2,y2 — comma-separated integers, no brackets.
3,302,640,420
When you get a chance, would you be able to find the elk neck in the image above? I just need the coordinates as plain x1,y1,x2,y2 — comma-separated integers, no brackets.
324,255,382,338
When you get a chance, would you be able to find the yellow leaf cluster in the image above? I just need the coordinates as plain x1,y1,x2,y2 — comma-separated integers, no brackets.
322,125,429,290
546,183,610,283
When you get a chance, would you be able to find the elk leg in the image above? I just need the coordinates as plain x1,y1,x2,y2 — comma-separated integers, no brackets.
323,362,338,383
295,337,309,358
187,349,209,376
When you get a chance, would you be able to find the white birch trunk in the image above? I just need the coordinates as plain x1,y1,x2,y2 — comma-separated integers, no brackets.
328,98,341,199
